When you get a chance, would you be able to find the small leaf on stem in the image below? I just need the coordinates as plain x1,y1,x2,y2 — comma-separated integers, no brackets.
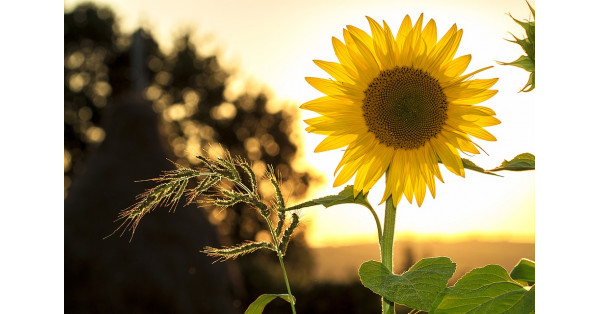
245,293,295,314
489,153,535,172
285,185,372,211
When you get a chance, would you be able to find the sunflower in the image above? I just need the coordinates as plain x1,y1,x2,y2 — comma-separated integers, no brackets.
302,14,500,207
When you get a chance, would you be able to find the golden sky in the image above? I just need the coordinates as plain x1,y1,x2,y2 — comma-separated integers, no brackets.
65,0,535,246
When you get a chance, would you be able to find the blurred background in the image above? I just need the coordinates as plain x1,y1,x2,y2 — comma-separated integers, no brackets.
64,1,534,313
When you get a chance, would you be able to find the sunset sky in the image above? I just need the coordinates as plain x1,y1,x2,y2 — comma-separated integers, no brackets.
65,0,536,246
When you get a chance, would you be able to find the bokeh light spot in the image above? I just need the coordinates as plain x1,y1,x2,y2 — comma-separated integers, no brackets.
64,149,72,172
78,106,93,121
85,126,105,143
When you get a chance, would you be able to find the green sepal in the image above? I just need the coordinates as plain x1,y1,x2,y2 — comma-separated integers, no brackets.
244,293,295,314
526,0,535,18
499,55,534,73
499,2,535,92
359,257,456,311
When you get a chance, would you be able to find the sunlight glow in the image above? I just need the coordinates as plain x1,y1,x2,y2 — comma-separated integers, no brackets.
65,0,535,247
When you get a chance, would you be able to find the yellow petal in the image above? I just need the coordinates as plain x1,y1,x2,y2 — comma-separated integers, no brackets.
407,151,421,190
382,20,400,67
445,66,494,87
300,96,358,114
391,156,408,204
305,77,364,100
456,137,480,154
366,17,391,68
445,78,499,99
336,133,378,172
332,37,357,73
414,174,426,207
450,110,500,127
347,25,374,50
449,89,498,105
348,30,381,73
396,14,413,44
471,115,501,127
313,60,356,83
429,24,457,59
421,19,437,53
403,173,414,204
399,28,416,66
443,54,471,77
456,124,497,141
343,29,379,79
418,154,437,199
448,105,497,117
354,154,375,192
432,135,464,177
305,125,330,135
334,157,363,187
362,144,394,191
424,32,458,73
304,115,365,133
423,141,444,182
314,134,358,152
440,29,463,66
412,13,424,38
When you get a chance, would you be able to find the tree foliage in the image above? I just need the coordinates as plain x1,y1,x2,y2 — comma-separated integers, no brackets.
64,2,318,307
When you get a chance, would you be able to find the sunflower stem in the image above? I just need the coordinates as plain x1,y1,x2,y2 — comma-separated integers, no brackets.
380,196,397,314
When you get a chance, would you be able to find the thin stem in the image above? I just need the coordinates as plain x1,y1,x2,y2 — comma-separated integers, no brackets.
380,196,397,314
366,203,383,245
232,169,296,313
277,251,296,314
264,212,297,314
283,200,382,244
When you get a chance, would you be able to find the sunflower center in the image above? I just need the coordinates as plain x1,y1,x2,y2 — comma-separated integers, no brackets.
362,66,448,149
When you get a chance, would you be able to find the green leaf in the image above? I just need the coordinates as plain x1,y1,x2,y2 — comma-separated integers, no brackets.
506,285,535,313
430,265,533,313
244,294,294,314
510,258,535,283
461,158,502,177
285,185,372,211
359,257,456,311
489,153,535,172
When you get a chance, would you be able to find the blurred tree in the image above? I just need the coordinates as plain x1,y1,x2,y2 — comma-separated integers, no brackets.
146,30,318,304
64,3,168,197
64,3,118,195
65,2,320,311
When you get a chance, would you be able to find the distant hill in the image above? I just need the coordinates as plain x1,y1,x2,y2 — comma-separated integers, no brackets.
311,240,535,284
